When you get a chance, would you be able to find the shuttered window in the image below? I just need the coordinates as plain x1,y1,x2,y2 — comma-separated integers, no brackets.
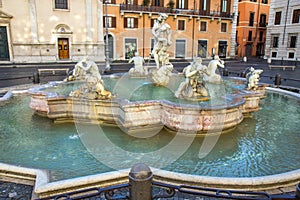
103,16,117,28
124,17,138,28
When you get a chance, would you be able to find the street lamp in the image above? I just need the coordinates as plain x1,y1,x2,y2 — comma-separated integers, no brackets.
104,0,111,71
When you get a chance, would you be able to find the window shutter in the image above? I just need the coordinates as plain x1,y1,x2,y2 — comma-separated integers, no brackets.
227,0,231,13
134,0,138,5
103,17,106,27
134,18,138,28
151,19,155,27
176,0,179,9
112,17,116,28
184,0,188,9
124,17,128,28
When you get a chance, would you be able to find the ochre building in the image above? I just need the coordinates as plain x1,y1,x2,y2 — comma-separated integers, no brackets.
236,0,270,58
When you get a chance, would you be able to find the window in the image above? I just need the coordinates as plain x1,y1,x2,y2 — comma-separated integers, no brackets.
271,35,279,48
259,14,267,27
152,0,163,6
177,0,187,9
198,40,207,58
55,0,68,9
103,16,116,28
200,21,207,31
248,31,252,41
124,17,138,28
271,52,277,58
292,9,300,23
175,40,186,58
288,52,295,59
105,0,116,4
200,0,208,10
275,11,281,25
221,23,227,32
221,0,227,12
250,0,257,2
249,12,255,26
237,12,240,26
288,34,297,48
126,0,137,5
124,38,137,59
261,0,268,4
178,20,185,31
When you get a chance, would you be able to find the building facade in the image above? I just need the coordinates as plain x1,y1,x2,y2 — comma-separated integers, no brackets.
0,0,238,64
265,0,300,61
236,0,270,58
105,0,238,60
0,0,105,63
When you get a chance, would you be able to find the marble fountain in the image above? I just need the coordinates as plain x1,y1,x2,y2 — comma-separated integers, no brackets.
1,14,300,198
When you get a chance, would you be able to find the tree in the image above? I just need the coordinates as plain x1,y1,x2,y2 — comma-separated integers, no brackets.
167,0,175,12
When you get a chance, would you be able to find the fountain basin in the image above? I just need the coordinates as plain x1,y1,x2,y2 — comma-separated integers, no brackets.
28,77,266,134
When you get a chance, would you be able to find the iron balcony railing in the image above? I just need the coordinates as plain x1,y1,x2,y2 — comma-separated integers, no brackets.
120,4,234,18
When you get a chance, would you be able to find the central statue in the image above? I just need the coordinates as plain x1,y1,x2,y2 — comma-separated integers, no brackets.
151,13,172,69
150,13,173,86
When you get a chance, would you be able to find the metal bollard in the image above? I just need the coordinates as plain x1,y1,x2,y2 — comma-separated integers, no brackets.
274,73,281,87
33,71,40,84
129,163,153,200
223,68,229,76
296,183,300,198
240,71,247,78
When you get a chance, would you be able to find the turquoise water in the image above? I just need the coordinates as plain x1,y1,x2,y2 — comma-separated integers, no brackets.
0,91,299,181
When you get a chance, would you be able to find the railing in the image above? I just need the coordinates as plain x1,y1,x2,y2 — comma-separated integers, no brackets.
120,4,234,18
36,164,300,200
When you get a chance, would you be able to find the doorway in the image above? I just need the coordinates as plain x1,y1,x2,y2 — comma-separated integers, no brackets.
0,26,10,61
218,40,227,58
58,38,69,59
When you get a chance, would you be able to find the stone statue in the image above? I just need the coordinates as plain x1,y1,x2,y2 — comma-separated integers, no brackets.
150,63,173,86
128,52,147,77
151,13,172,69
65,57,101,82
175,57,209,100
66,57,112,100
246,67,263,90
204,55,225,84
69,75,112,100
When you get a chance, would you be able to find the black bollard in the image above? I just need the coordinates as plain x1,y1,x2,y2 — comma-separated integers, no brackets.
223,68,229,76
296,183,300,199
274,73,281,87
129,163,153,200
240,71,247,78
33,71,40,84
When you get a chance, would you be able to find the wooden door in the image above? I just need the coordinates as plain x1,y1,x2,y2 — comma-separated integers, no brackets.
0,26,10,61
58,38,69,59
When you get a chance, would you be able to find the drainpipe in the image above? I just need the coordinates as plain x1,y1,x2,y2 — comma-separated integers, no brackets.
282,0,290,45
192,17,195,59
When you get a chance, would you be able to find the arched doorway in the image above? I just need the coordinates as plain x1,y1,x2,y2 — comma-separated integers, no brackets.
104,34,114,60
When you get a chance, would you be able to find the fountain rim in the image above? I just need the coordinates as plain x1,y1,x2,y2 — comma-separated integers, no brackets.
0,162,299,198
0,86,299,196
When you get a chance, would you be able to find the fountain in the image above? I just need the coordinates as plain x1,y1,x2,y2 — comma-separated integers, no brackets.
0,14,299,198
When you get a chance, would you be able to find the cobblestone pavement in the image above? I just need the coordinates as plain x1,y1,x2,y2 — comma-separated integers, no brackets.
0,181,33,200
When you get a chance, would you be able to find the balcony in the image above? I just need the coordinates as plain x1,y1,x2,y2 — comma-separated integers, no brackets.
259,22,268,28
120,4,234,19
